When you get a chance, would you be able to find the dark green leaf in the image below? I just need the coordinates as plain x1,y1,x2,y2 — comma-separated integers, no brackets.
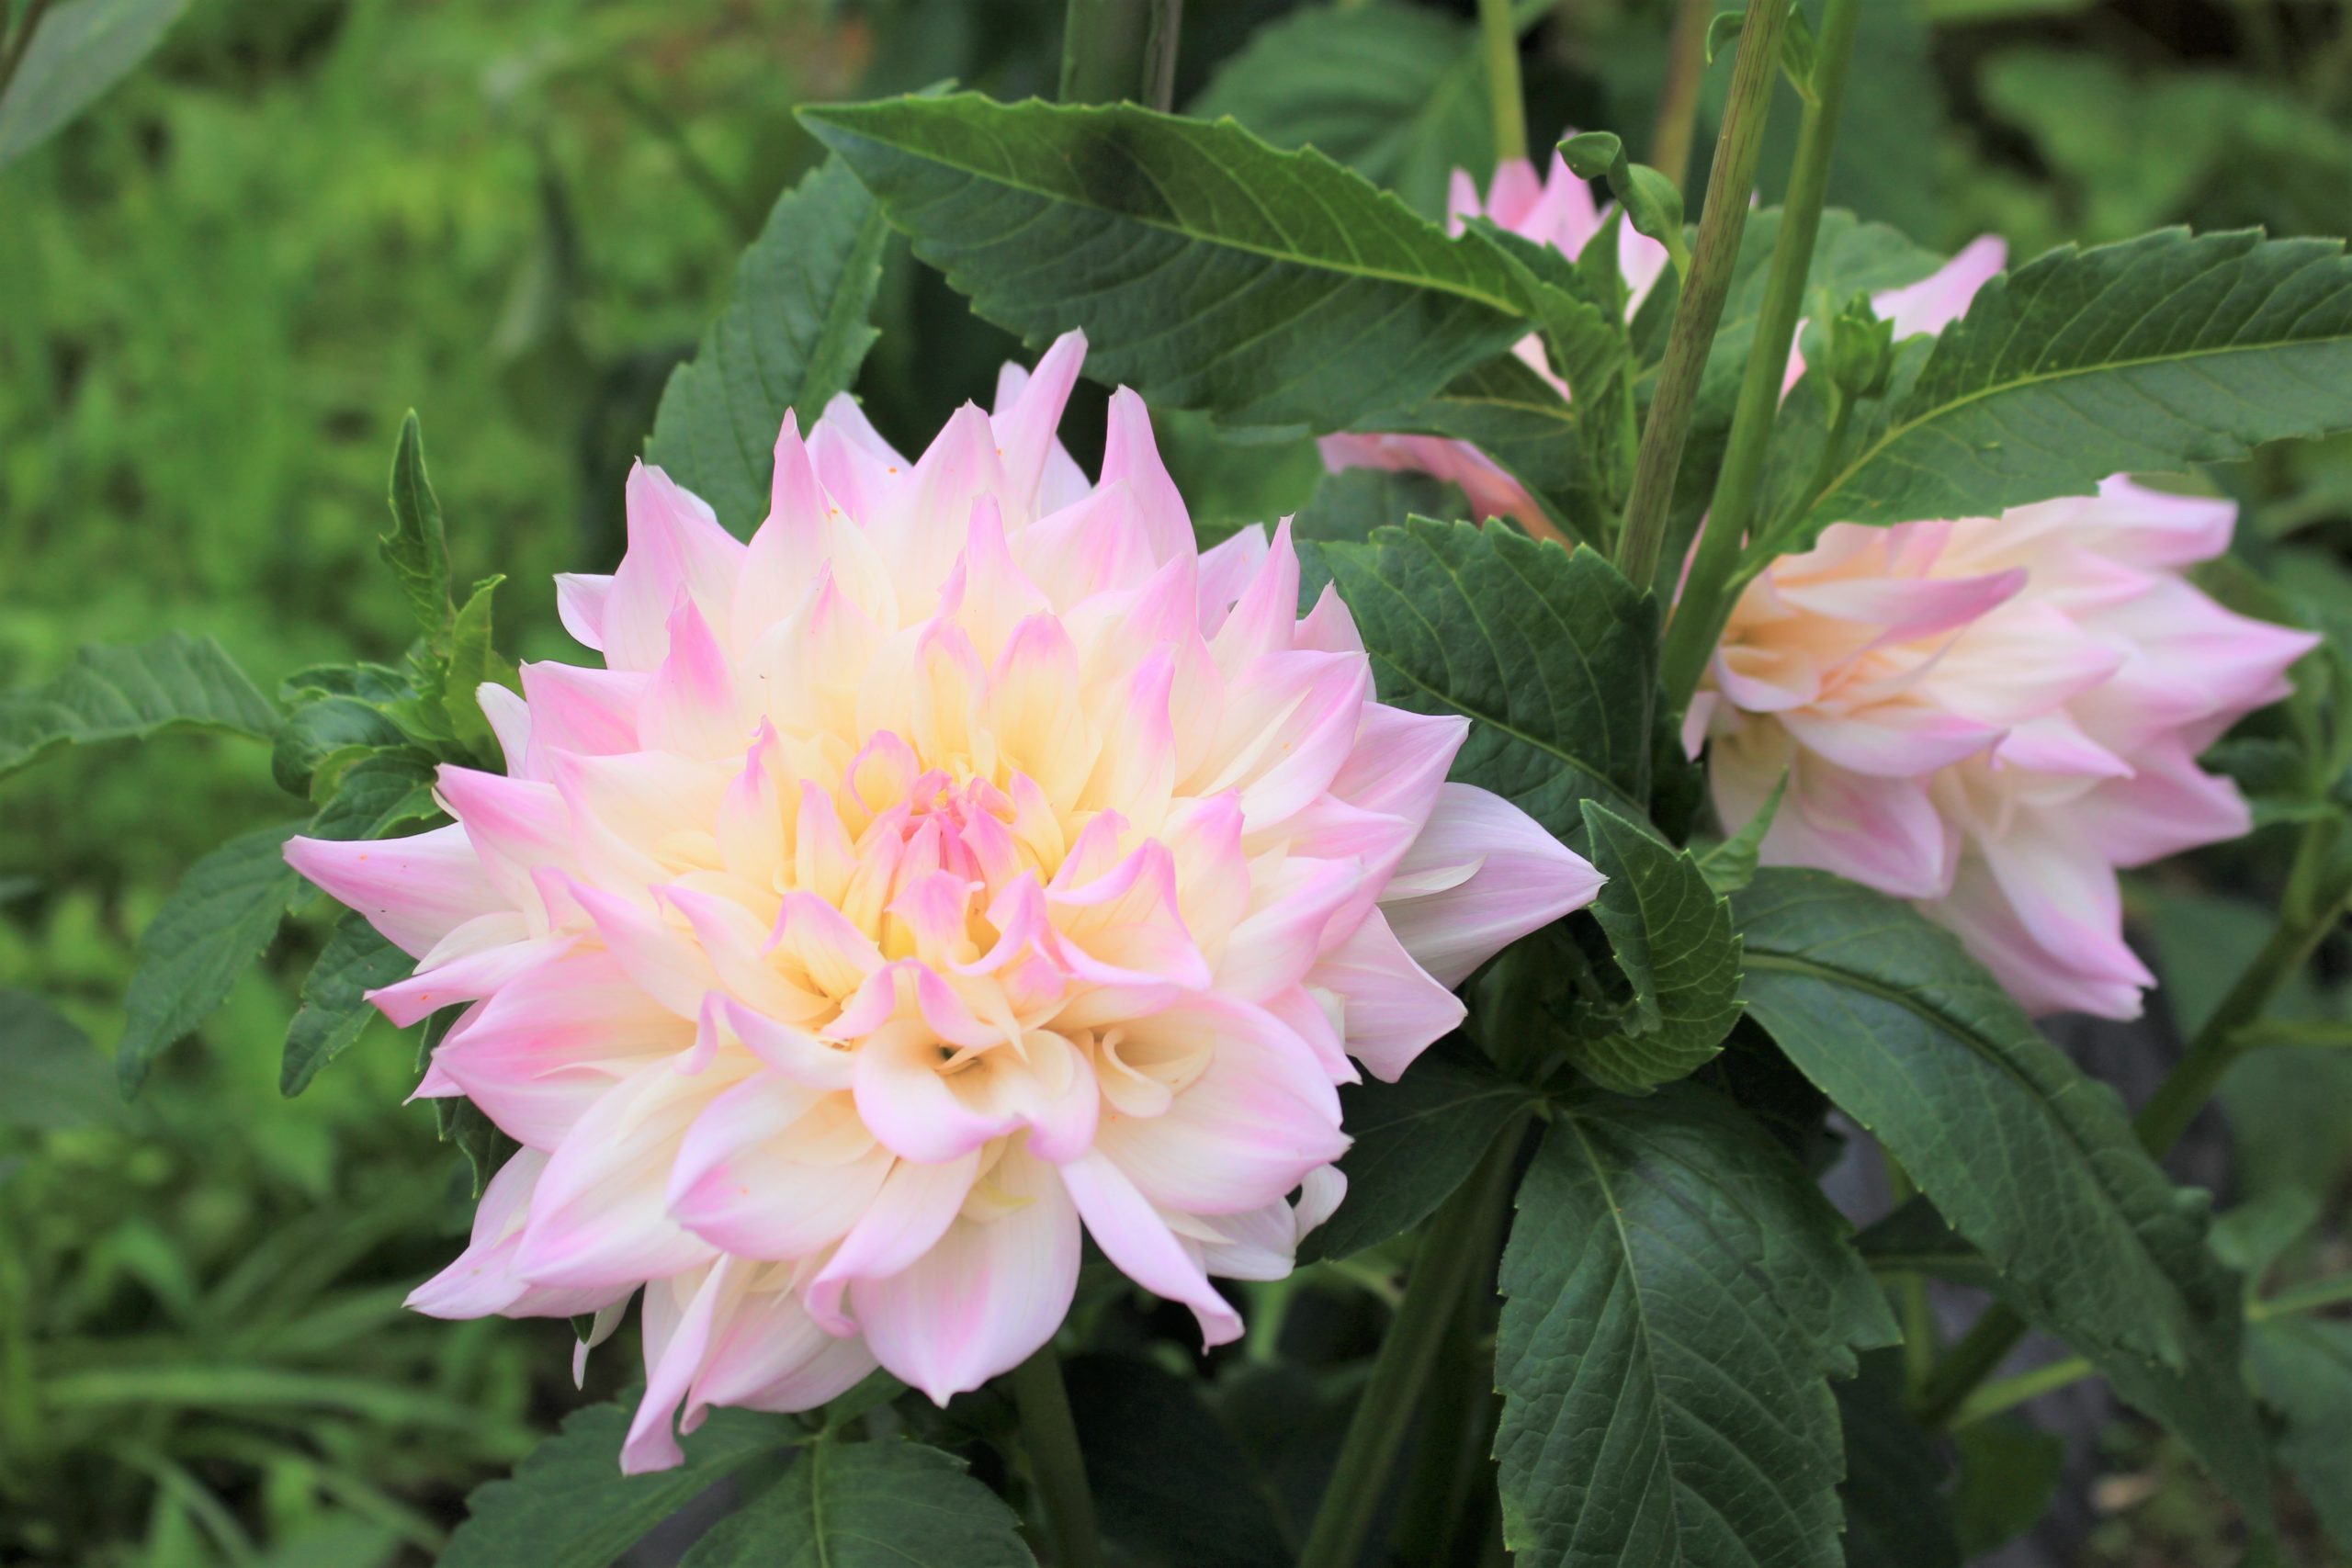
0,0,187,168
1351,355,1600,541
116,824,305,1093
1794,231,2352,544
1288,466,1466,550
271,695,406,799
801,94,1533,432
1311,520,1659,836
381,412,452,647
440,1402,792,1568
645,154,892,535
280,915,410,1097
1951,1419,2064,1558
1851,1196,1999,1291
1836,1355,1959,1568
1494,1085,1895,1568
0,988,125,1131
1301,1034,1533,1263
1063,1355,1290,1568
2245,1316,2352,1551
678,1436,1035,1568
1187,1,1489,220
2208,1188,2321,1285
1569,802,1742,1091
0,633,277,780
277,661,416,708
1735,869,2272,1518
303,750,442,843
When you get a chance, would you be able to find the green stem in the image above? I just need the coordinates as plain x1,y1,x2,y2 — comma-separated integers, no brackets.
1950,1270,2352,1429
1611,0,1792,591
1919,818,2352,1429
0,0,51,104
1007,1345,1102,1568
1659,0,1865,707
1647,0,1715,190
1884,1160,1939,1395
1057,0,1182,110
1297,1121,1527,1568
1477,0,1527,164
1392,1189,1512,1564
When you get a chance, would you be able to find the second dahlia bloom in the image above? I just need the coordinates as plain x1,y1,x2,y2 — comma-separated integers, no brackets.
1690,489,2314,1018
286,332,1599,1471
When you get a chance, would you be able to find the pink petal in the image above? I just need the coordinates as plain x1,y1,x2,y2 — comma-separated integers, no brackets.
1059,1149,1242,1348
284,824,504,959
803,1148,982,1334
1379,783,1604,987
1305,907,1465,1081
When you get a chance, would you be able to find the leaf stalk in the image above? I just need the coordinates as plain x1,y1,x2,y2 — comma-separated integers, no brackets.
1611,0,1792,592
1476,0,1527,165
1058,0,1183,111
1658,0,1865,709
1297,1117,1527,1568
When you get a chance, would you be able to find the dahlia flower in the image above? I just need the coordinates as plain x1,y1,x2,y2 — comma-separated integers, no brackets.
1688,240,2315,1018
286,332,1600,1471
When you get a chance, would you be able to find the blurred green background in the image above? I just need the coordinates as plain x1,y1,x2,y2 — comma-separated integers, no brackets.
2,0,2348,1563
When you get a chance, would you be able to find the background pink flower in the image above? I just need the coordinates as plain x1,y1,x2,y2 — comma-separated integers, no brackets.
1317,152,1669,525
285,332,1600,1471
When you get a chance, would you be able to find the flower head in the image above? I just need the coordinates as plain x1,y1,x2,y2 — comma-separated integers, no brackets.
1694,479,2313,1018
287,332,1599,1470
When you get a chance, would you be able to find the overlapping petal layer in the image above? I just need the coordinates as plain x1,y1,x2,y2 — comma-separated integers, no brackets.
288,332,1600,1470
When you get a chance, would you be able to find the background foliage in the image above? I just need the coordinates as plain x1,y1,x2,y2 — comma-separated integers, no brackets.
4,0,2350,1564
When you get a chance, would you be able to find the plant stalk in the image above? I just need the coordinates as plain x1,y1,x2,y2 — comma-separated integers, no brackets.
1659,0,1866,707
1647,0,1715,190
1297,1120,1527,1568
1007,1344,1102,1568
1058,0,1182,110
1477,0,1527,164
1918,818,2352,1429
0,0,51,104
1611,0,1792,591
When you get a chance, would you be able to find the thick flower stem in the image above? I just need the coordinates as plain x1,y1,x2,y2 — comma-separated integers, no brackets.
1057,0,1182,111
1647,0,1715,190
1476,0,1527,165
1659,0,1867,709
1298,1120,1527,1568
1611,0,1792,591
1917,818,2352,1430
1008,1344,1103,1568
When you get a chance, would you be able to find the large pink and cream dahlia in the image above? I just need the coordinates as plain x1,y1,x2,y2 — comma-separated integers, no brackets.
1687,241,2317,1019
285,332,1600,1471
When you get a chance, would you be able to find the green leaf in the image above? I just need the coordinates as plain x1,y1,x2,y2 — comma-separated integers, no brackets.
679,1436,1034,1568
303,750,441,843
0,988,126,1131
116,824,305,1093
380,412,452,648
1310,520,1660,836
0,0,187,168
1735,868,2272,1517
1793,231,2352,544
1569,803,1742,1092
270,695,407,799
440,1401,792,1568
1187,1,1489,220
1494,1085,1895,1568
2245,1316,2352,1551
1850,1196,2000,1291
1695,771,1786,895
645,154,892,535
1951,1419,2064,1558
1835,1355,1959,1568
280,915,410,1098
1300,1034,1533,1262
0,633,278,780
278,661,416,708
1352,355,1600,540
442,574,517,757
800,94,1533,432
2208,1188,2321,1285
